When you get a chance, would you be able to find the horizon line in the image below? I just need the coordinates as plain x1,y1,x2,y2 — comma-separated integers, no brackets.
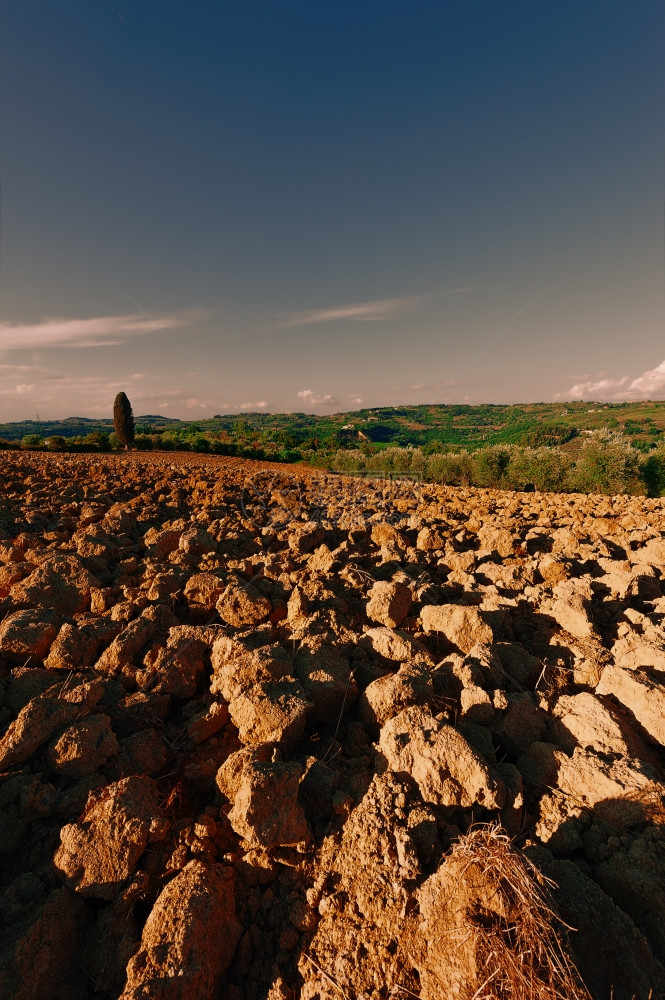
2,397,665,425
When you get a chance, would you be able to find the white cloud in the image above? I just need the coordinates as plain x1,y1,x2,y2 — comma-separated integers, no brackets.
565,375,629,399
0,312,189,351
15,384,34,394
561,359,665,401
240,400,269,410
628,359,665,397
297,389,338,407
347,395,364,405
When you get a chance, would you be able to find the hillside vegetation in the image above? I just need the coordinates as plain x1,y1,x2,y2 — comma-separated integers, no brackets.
3,400,665,450
3,401,665,496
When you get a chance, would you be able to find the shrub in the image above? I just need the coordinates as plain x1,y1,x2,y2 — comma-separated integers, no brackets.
642,444,665,497
408,448,427,476
571,429,642,495
210,439,233,455
82,431,111,451
190,435,210,453
426,450,474,485
386,446,414,473
133,434,154,450
507,447,571,492
524,422,576,447
309,434,658,496
46,436,67,451
330,449,367,472
471,446,511,488
366,446,411,473
21,434,44,449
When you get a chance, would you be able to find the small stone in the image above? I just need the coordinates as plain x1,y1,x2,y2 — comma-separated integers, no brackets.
366,580,412,628
287,585,309,620
229,677,311,747
226,760,309,850
460,685,494,724
179,525,216,556
289,521,325,556
0,609,61,664
416,526,447,551
420,604,493,653
47,714,119,778
359,662,432,735
216,581,271,626
187,701,229,744
294,636,353,724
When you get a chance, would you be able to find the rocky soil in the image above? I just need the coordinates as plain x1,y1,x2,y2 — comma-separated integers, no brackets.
2,450,665,999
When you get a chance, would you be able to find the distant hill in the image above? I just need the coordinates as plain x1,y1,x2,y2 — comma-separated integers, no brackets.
1,400,665,450
0,414,183,441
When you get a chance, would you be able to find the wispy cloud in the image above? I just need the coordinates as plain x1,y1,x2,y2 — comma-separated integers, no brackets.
272,290,476,328
560,359,665,400
240,400,269,410
0,311,191,351
297,389,338,407
276,296,419,327
0,363,50,374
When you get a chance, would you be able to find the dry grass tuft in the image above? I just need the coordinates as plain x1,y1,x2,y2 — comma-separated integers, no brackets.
449,824,591,1000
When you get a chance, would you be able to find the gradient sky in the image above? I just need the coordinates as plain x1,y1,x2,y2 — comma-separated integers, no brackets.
1,1,664,419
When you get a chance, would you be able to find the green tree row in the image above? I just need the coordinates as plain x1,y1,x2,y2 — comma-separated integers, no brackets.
4,426,665,497
322,430,665,497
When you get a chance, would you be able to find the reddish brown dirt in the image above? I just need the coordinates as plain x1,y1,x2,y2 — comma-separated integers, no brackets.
1,451,665,1000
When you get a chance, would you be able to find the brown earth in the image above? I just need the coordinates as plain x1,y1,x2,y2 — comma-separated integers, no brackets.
2,450,665,999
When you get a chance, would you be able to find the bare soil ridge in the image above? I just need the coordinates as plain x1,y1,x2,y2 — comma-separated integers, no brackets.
1,451,665,999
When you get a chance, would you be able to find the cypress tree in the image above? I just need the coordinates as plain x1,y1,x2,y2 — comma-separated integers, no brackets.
113,392,135,450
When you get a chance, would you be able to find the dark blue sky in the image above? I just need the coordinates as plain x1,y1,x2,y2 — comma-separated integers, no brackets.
1,1,664,417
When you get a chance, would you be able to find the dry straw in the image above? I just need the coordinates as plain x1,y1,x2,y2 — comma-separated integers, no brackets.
447,823,591,1000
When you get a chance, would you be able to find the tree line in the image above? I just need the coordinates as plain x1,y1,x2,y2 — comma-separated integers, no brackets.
2,394,665,497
